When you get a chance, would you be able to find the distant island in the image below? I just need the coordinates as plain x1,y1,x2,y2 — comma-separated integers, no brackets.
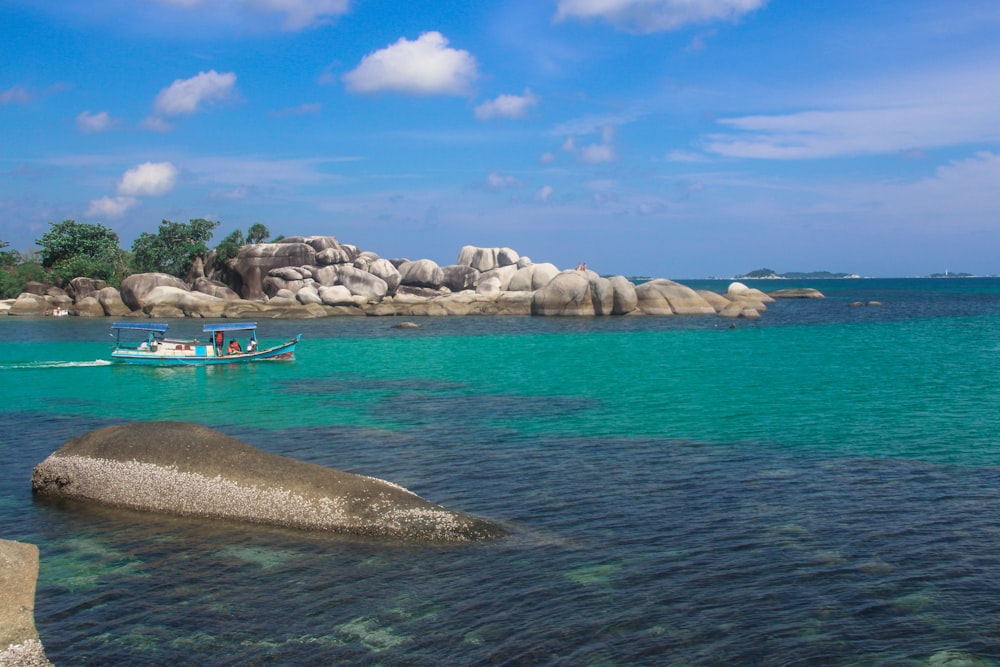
738,268,861,279
929,271,975,278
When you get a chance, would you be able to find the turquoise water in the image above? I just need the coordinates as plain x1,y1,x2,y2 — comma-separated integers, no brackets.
2,279,1000,665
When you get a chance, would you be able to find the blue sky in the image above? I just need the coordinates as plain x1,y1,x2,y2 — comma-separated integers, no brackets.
3,0,1000,277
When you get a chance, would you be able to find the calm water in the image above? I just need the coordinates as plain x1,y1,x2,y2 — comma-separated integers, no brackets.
2,278,1000,666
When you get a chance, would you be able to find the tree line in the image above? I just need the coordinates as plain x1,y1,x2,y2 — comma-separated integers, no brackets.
0,219,273,298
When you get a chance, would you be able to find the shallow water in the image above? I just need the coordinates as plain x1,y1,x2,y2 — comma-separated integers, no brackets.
3,278,1000,665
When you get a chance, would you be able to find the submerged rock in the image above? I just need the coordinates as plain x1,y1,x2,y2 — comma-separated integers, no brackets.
32,422,506,543
0,539,51,666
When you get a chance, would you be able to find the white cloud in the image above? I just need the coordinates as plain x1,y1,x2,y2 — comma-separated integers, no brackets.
539,151,556,164
535,185,554,202
151,0,350,30
705,63,1000,160
86,196,138,219
343,32,478,96
117,162,179,197
153,70,238,117
269,102,322,118
475,89,539,120
0,85,32,104
486,171,521,189
555,0,768,34
579,142,617,163
76,110,115,133
565,125,618,163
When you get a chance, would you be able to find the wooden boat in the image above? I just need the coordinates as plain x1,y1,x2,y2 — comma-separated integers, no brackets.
110,322,301,366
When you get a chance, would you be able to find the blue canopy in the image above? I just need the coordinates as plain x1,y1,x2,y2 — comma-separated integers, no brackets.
203,322,258,333
112,322,169,333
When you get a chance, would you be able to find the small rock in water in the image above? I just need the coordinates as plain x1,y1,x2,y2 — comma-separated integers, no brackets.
391,321,423,329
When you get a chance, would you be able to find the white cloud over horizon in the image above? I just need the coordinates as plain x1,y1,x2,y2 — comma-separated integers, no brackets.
555,0,768,34
343,32,479,96
704,62,1000,159
86,195,138,219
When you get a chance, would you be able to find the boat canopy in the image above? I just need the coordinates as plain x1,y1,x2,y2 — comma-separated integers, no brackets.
202,322,257,333
112,322,170,333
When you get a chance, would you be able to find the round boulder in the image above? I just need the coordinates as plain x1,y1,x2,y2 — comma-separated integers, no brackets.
120,272,190,311
32,422,506,542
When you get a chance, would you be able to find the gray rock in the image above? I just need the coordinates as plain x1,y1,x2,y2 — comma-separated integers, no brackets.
32,422,506,542
0,539,50,666
695,289,732,312
456,245,520,272
398,259,444,289
96,287,132,317
7,293,49,316
768,288,825,299
233,243,316,300
120,272,190,311
335,265,388,302
608,275,638,315
66,277,108,301
296,285,323,305
142,286,227,318
367,258,402,294
636,279,716,315
531,270,596,316
192,277,240,301
508,263,559,291
318,285,361,307
441,264,480,292
727,281,775,303
476,276,502,297
72,296,105,317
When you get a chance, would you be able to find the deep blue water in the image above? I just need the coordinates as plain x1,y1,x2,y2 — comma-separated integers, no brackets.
2,278,1000,665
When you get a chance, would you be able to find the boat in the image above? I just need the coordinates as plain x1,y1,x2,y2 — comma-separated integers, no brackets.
110,322,301,366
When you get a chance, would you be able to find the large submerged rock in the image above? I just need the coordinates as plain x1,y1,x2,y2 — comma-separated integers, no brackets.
32,422,506,543
0,539,51,666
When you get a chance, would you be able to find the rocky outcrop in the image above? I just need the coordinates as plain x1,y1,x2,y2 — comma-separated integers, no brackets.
7,293,50,316
119,272,190,311
233,242,317,300
531,270,599,316
8,240,825,321
635,279,716,316
456,245,519,272
0,539,51,667
66,277,107,302
398,259,445,289
727,281,775,303
33,422,506,543
769,288,825,299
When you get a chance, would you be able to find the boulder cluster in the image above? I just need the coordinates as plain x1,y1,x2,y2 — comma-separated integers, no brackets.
1,237,820,319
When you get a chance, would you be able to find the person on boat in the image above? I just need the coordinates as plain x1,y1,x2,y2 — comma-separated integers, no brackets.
246,339,258,353
227,340,242,355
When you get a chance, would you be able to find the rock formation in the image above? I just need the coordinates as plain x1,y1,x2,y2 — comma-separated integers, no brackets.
32,422,507,543
5,238,825,320
0,539,51,667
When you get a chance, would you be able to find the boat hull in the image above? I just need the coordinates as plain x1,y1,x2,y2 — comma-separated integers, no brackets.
111,336,300,366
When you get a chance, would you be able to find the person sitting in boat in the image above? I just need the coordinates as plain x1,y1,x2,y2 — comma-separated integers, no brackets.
227,339,242,355
246,339,258,353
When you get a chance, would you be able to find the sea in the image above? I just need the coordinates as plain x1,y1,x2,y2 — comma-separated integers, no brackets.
2,278,1000,666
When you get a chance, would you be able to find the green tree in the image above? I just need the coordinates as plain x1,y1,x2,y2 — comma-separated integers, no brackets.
0,241,46,297
35,220,128,285
132,218,219,277
214,229,244,265
246,223,270,244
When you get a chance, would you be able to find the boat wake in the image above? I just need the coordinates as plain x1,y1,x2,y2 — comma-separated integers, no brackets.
0,360,113,370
